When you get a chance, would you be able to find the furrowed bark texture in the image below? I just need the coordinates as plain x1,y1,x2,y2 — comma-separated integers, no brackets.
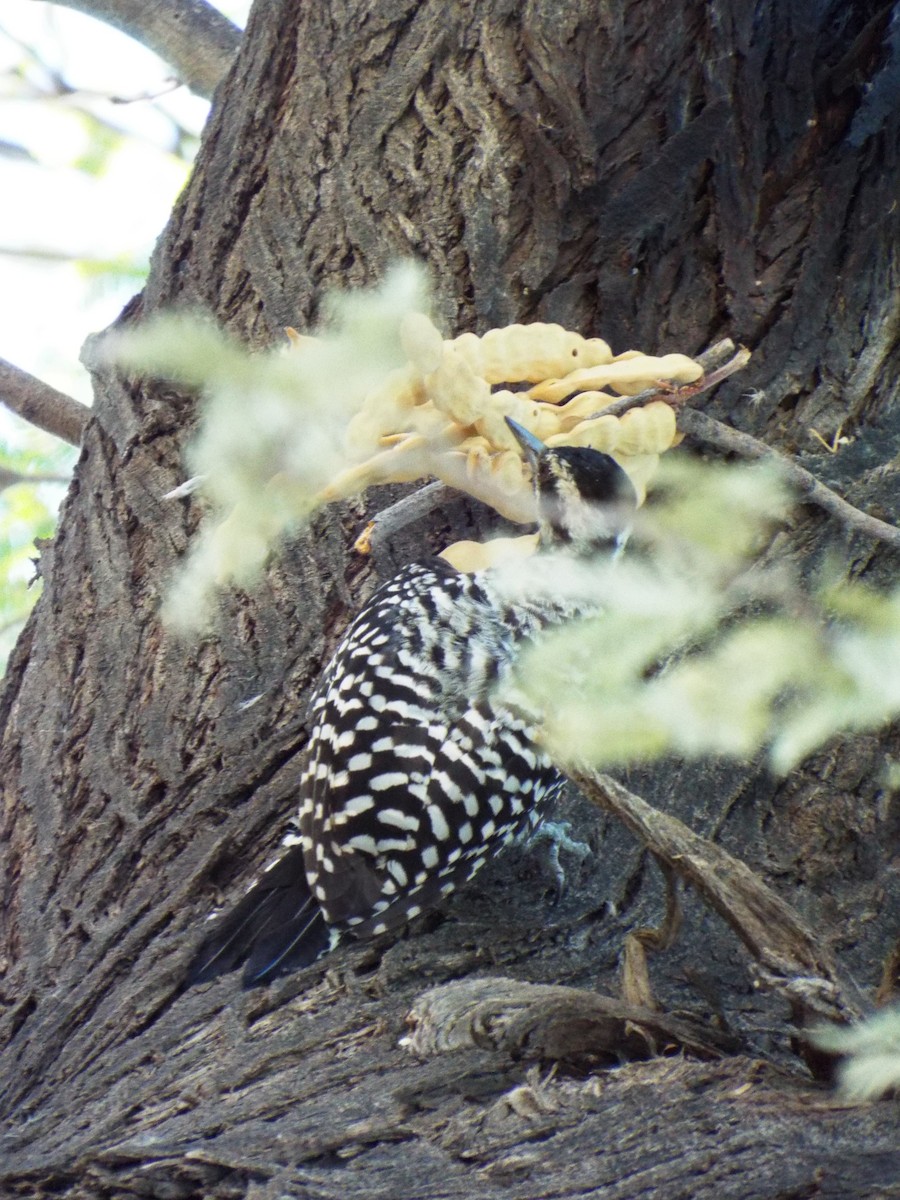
2,0,899,1195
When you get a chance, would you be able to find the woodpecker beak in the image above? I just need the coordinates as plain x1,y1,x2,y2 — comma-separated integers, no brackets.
505,417,545,471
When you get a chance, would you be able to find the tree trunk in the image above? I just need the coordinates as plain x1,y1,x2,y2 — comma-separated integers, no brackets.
2,1,899,1195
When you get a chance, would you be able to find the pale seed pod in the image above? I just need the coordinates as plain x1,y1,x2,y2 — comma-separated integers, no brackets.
456,433,493,454
555,390,621,427
493,449,530,494
463,438,491,480
324,320,716,548
546,413,622,453
546,401,677,457
616,400,678,455
425,347,492,424
320,436,433,500
345,365,426,454
439,533,539,572
450,324,613,384
528,353,703,402
434,452,535,524
474,389,565,449
614,453,660,504
610,353,703,396
408,405,460,442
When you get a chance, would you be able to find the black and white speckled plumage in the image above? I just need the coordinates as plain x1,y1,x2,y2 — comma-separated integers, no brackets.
296,560,572,933
188,432,637,987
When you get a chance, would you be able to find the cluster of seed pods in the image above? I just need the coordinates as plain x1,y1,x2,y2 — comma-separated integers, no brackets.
312,316,702,531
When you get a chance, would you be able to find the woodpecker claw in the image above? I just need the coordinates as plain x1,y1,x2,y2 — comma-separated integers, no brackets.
528,819,592,901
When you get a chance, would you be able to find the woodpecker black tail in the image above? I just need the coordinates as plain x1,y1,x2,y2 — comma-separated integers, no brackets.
187,847,330,987
187,420,638,987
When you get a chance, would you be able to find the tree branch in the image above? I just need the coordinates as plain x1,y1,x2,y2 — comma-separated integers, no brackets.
0,465,71,490
0,358,89,447
354,481,458,556
404,976,739,1066
570,769,868,1043
603,339,900,552
49,0,241,100
598,340,752,419
677,407,900,553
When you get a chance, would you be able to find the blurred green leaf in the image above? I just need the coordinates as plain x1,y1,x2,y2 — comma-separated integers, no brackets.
110,262,429,632
71,115,123,176
506,457,900,776
811,1006,900,1100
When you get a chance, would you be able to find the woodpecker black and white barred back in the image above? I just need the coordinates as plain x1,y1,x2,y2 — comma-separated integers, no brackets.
188,419,638,986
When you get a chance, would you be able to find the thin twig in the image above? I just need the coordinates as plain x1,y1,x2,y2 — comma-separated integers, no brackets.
678,407,900,553
0,358,89,447
355,481,458,556
163,475,207,501
596,341,750,420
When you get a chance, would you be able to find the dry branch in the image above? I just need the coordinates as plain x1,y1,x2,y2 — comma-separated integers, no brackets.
0,358,89,447
357,480,458,557
678,406,900,552
597,339,751,419
570,769,868,1051
404,976,739,1067
49,0,241,100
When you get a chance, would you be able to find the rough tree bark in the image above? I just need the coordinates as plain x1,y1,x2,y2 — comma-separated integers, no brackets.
2,1,899,1197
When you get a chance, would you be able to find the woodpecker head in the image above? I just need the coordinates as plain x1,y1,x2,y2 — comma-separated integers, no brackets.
506,417,638,556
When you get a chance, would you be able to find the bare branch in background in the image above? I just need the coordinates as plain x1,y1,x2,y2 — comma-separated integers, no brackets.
0,465,71,490
49,0,241,100
0,358,89,447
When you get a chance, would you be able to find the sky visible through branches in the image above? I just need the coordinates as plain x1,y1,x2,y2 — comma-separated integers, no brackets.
0,2,250,666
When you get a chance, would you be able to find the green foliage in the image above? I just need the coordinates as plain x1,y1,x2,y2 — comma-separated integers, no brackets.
505,458,900,775
112,263,428,631
812,1007,900,1100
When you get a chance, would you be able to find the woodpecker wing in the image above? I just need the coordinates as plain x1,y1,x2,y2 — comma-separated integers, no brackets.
294,560,563,935
312,702,565,940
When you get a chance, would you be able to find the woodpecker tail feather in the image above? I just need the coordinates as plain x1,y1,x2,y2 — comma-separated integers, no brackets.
187,847,330,988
